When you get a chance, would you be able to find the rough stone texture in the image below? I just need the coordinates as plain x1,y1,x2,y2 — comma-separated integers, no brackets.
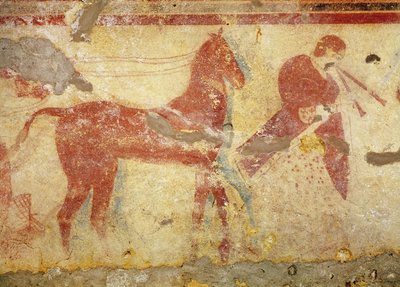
0,254,399,286
1,253,399,286
0,0,400,286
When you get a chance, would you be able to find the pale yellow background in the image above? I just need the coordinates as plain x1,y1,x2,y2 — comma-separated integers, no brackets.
0,24,399,273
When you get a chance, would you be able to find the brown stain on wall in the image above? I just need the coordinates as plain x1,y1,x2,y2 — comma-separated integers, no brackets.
1,253,399,286
366,149,400,166
1,0,400,277
71,0,109,42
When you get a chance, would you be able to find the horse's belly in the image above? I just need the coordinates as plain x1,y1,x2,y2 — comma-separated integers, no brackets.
55,110,215,169
114,120,215,168
54,113,127,161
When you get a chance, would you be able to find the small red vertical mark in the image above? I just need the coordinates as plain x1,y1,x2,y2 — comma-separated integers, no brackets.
256,27,262,43
353,100,366,117
397,86,400,103
0,68,49,99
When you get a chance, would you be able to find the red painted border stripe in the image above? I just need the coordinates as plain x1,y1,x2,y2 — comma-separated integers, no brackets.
97,12,400,25
1,12,400,26
236,12,400,24
0,15,66,26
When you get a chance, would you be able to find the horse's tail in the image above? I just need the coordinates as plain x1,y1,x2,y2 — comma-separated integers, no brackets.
9,107,68,155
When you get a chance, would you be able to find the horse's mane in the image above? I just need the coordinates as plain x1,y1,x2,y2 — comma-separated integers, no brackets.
190,31,225,79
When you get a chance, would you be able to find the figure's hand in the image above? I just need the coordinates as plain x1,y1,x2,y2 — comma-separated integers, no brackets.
326,136,350,155
222,123,234,148
316,104,333,122
324,103,339,114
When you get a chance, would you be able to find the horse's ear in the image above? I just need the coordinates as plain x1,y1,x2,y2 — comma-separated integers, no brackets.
208,28,223,39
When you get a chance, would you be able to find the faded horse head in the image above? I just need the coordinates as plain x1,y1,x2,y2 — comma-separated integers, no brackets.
192,28,245,90
9,29,246,262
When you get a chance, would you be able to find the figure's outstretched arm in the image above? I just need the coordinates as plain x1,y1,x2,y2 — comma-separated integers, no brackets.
240,136,292,156
146,112,223,144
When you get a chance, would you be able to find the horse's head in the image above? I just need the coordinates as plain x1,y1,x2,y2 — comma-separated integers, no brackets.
193,28,245,90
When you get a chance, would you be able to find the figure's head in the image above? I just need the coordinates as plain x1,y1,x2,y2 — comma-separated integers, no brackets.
313,35,346,69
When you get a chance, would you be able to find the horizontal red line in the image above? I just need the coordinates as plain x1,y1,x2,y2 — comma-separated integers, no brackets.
0,15,66,26
3,0,70,1
97,12,400,25
1,12,400,26
6,0,400,2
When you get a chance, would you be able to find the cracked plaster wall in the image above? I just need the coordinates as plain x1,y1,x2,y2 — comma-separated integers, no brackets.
0,0,400,286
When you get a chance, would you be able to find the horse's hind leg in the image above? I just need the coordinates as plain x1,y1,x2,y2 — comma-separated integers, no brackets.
192,171,210,226
212,183,230,262
193,170,231,261
57,181,90,252
190,171,211,258
90,160,117,238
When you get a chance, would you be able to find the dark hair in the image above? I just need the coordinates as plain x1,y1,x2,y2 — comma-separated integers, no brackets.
365,54,381,63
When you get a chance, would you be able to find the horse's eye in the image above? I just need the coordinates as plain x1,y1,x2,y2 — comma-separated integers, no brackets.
225,54,231,62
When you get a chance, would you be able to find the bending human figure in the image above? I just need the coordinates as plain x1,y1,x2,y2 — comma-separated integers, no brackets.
238,35,350,200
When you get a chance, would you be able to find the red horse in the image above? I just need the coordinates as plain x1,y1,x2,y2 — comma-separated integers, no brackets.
11,29,245,261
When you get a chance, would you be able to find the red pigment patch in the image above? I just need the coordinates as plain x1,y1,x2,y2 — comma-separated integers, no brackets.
0,68,49,99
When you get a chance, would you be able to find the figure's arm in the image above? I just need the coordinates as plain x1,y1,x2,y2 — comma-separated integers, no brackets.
175,129,223,145
238,105,306,156
146,112,223,144
240,136,291,155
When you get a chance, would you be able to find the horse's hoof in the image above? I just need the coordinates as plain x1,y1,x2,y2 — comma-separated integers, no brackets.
218,238,230,262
